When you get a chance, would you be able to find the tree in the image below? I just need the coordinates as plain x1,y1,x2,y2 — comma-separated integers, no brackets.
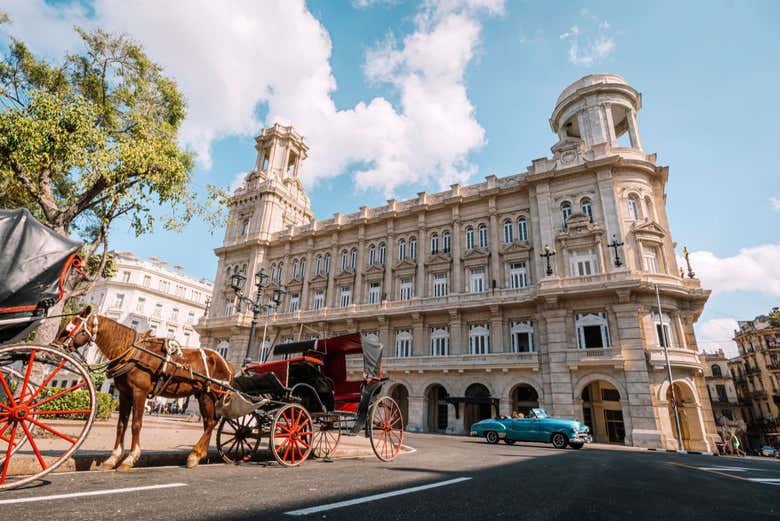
0,22,221,342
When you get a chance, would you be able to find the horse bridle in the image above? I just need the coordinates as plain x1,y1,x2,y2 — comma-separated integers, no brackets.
55,312,99,352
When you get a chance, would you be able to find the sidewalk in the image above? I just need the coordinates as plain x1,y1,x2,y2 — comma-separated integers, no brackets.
9,413,410,477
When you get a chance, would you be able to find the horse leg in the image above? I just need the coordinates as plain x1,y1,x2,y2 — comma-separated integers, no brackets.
101,392,131,470
187,393,217,468
118,389,147,471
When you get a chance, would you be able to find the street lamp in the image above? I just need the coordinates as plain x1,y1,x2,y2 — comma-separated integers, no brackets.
540,244,557,276
229,268,286,366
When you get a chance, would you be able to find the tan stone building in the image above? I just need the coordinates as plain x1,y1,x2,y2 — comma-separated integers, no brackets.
701,350,743,425
196,74,719,451
727,312,780,447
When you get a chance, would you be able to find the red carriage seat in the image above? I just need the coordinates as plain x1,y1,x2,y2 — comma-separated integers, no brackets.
246,355,323,387
320,349,363,409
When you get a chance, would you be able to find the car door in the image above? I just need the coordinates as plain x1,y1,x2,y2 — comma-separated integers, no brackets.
509,419,531,441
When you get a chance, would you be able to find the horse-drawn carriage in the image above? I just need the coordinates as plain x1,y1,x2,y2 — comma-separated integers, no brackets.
216,333,404,466
0,209,403,490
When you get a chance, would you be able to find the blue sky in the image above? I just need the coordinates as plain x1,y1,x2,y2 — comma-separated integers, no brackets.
3,0,779,355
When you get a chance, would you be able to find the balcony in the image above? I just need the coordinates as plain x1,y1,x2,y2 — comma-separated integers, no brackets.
565,347,624,370
645,347,702,371
751,390,769,400
347,351,539,375
746,366,762,375
766,362,780,372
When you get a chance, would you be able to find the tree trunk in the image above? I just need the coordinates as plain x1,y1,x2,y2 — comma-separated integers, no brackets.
33,299,66,345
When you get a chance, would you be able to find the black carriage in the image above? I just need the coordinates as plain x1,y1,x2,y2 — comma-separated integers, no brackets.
215,333,404,466
0,209,97,490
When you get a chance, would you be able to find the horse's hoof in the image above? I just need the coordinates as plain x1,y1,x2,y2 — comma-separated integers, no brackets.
186,456,200,469
100,461,118,471
117,463,134,472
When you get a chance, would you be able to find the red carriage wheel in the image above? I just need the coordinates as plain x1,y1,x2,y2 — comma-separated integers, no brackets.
369,396,404,462
0,344,96,490
269,404,313,467
311,414,341,459
216,412,261,464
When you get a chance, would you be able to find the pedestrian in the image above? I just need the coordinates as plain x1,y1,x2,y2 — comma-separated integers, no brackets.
731,433,744,456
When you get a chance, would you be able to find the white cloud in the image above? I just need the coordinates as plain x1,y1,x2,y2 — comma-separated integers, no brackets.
684,244,780,297
352,0,400,8
559,11,615,67
696,318,739,358
770,196,780,211
2,0,501,196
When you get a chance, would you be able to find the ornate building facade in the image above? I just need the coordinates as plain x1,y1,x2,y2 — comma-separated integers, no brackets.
196,74,719,451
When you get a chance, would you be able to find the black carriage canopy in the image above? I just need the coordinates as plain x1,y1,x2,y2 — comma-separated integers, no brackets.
0,209,82,341
273,332,384,379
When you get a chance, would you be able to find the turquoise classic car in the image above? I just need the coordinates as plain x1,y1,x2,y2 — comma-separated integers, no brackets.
470,408,591,449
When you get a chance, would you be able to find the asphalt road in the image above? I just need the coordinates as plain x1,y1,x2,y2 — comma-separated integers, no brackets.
1,433,778,521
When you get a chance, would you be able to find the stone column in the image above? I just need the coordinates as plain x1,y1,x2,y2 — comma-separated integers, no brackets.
407,396,425,432
449,309,463,355
354,226,365,304
326,235,338,308
541,307,577,418
452,209,463,293
384,221,394,301
534,183,555,277
489,305,503,353
602,103,617,147
627,109,643,150
488,200,501,289
416,218,426,298
412,312,426,356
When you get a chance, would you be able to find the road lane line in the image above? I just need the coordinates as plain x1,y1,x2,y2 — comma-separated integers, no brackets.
285,477,472,516
0,482,187,505
668,462,751,482
748,478,780,486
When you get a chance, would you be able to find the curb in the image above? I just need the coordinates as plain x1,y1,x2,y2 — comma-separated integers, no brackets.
647,448,714,456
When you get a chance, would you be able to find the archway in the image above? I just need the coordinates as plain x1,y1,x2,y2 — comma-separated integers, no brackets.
666,382,705,451
581,380,625,444
511,384,539,416
425,384,449,432
464,383,492,432
389,384,409,431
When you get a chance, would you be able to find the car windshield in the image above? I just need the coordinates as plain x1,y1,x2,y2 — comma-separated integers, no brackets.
531,408,548,419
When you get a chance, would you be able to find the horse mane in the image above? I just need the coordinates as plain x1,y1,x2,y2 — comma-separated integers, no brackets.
95,315,138,360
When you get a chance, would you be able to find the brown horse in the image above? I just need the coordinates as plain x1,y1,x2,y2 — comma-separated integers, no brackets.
54,305,234,470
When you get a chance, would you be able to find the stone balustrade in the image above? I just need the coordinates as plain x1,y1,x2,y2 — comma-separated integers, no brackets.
645,347,702,370
346,351,540,375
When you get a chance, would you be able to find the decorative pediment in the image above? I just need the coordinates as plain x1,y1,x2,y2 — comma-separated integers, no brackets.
392,258,417,273
462,248,489,261
285,277,303,290
364,264,386,275
425,253,453,268
631,220,666,240
308,273,328,287
557,214,604,245
501,241,531,255
334,268,356,282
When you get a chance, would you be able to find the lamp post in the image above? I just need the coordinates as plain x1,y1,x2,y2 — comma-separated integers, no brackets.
608,235,624,267
682,247,695,278
229,269,286,366
540,244,557,276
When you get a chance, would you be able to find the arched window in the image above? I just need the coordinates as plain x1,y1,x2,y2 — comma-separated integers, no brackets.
270,263,277,282
398,239,406,260
350,248,357,269
395,330,413,358
711,364,723,378
341,249,348,270
409,237,417,260
430,327,449,356
241,264,247,274
299,258,306,278
430,233,439,254
315,255,322,275
443,231,451,253
628,194,640,220
580,198,593,222
478,223,488,248
379,243,386,265
292,258,299,278
561,201,572,229
276,262,283,282
468,323,490,354
503,219,513,243
465,226,474,250
324,254,331,274
368,244,376,266
517,217,528,241
510,321,534,353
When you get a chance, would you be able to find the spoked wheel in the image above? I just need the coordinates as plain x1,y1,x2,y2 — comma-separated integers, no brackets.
216,413,261,464
369,396,404,462
0,344,96,490
311,414,341,459
270,404,313,467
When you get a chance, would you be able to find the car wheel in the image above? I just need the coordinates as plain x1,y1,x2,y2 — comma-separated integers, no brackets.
504,439,516,445
551,433,568,449
569,441,583,450
486,431,499,444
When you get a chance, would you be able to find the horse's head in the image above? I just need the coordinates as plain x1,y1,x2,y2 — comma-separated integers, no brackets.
54,305,99,352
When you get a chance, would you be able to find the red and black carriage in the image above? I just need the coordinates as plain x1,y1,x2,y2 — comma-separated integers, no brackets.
215,333,404,466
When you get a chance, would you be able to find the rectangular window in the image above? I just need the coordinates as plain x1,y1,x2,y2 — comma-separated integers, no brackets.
122,271,131,283
136,297,146,313
153,303,163,318
469,267,486,293
643,245,659,273
113,293,125,309
399,278,413,301
469,324,489,354
368,282,381,304
143,275,152,288
509,262,529,288
288,293,300,313
395,330,413,357
167,327,175,338
576,312,611,349
339,287,352,307
510,321,534,353
312,290,325,310
430,327,449,356
130,320,139,330
183,332,191,346
569,249,598,277
171,308,179,321
224,302,232,316
187,312,195,324
433,273,449,297
653,312,675,348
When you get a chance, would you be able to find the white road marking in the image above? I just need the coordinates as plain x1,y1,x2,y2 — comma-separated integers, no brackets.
285,477,472,516
698,466,769,473
748,478,780,486
0,482,188,505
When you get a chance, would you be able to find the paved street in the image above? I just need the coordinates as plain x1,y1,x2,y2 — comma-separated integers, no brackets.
2,433,778,520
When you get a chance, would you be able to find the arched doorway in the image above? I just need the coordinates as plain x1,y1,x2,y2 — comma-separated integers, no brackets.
464,383,492,432
425,384,449,432
511,384,539,416
389,384,409,430
666,382,705,451
581,380,625,444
